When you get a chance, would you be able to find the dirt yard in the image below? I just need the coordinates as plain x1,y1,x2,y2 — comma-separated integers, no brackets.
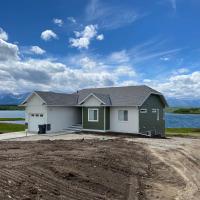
0,136,199,200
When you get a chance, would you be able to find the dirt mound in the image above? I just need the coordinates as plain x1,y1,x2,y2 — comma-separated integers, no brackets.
0,139,189,199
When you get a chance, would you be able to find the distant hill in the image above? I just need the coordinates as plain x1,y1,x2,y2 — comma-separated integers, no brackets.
0,93,29,105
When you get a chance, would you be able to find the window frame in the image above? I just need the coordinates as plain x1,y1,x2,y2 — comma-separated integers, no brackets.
118,110,128,122
140,109,147,113
88,108,99,122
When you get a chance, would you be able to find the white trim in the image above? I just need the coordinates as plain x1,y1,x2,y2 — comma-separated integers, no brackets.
152,108,157,113
79,93,106,105
88,108,99,122
20,92,46,105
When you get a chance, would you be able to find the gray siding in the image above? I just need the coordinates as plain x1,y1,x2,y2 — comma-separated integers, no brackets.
139,94,165,137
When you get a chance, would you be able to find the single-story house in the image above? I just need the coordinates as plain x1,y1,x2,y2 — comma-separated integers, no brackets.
21,85,168,137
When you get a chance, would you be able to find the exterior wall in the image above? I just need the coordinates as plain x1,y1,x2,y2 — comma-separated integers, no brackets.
25,94,47,132
47,107,81,133
82,107,104,130
139,94,165,136
110,107,139,133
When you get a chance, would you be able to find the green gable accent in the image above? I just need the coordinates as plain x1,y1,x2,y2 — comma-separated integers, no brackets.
139,94,165,136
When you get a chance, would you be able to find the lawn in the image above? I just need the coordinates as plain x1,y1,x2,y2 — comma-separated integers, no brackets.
0,118,25,121
0,105,24,110
0,123,26,133
166,128,200,137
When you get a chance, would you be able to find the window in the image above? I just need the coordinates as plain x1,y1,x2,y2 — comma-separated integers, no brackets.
152,108,157,113
88,109,99,122
118,110,128,121
40,114,43,117
31,114,34,117
140,109,147,113
35,114,39,117
157,109,160,120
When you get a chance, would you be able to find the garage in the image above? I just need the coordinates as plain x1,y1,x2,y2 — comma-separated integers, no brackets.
28,113,45,132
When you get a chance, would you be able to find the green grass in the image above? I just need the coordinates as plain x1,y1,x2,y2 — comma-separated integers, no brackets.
0,105,24,110
166,128,200,137
0,123,26,133
0,118,25,121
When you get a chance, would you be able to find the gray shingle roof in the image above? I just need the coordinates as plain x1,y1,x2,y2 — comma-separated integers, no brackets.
77,85,168,106
23,85,168,107
34,91,78,106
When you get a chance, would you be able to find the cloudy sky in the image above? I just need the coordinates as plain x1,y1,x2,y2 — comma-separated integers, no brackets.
0,0,200,99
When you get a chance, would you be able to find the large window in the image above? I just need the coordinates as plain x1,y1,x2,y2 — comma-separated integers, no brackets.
118,110,128,121
88,109,99,122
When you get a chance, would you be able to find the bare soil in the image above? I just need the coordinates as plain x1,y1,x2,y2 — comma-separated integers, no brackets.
0,137,199,200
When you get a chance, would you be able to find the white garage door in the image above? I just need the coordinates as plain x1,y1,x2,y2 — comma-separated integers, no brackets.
28,113,45,132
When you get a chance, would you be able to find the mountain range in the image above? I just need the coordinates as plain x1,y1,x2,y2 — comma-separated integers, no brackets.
0,93,199,107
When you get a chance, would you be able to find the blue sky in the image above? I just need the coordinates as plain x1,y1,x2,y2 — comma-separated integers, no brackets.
0,0,199,99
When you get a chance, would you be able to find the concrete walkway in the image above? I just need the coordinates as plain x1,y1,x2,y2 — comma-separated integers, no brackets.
0,132,35,141
4,132,116,141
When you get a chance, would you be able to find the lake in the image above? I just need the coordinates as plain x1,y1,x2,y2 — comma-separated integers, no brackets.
0,111,200,128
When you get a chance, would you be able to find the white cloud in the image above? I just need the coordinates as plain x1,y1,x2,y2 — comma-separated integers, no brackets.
114,66,136,77
0,35,198,100
30,46,46,55
0,39,19,61
160,57,170,61
85,0,140,30
69,24,103,49
0,27,8,41
53,18,63,27
96,34,104,40
67,17,76,24
145,71,200,99
173,68,189,75
41,30,58,41
0,40,136,94
109,50,130,63
79,57,97,70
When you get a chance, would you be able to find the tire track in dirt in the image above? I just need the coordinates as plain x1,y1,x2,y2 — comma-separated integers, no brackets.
149,147,200,200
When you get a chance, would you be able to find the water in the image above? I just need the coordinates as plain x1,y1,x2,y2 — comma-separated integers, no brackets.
0,111,199,128
165,113,200,128
0,110,25,118
0,111,25,124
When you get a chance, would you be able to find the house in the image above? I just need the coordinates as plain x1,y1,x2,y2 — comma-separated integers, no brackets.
21,85,168,137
